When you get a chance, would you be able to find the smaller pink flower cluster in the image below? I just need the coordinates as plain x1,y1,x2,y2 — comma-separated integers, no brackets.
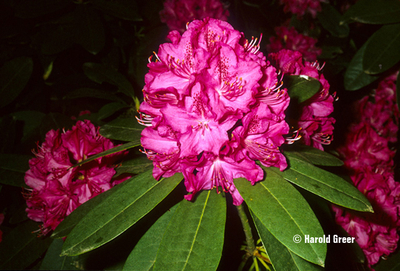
24,120,127,235
279,0,325,18
160,0,229,33
268,26,321,62
333,73,400,267
269,49,335,150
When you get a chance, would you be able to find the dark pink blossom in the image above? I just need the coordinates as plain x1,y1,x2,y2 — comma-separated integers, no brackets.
24,120,128,235
0,213,4,243
268,26,321,62
279,0,325,18
160,0,229,33
139,18,290,205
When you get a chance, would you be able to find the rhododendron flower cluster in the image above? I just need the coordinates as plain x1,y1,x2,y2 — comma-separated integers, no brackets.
333,74,400,267
24,120,127,235
160,0,229,33
138,18,290,205
267,26,321,62
269,49,335,150
279,0,325,18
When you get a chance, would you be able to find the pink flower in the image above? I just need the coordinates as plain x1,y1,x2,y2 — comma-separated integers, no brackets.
24,120,128,235
0,213,4,243
160,0,229,33
269,49,335,150
268,26,321,62
279,0,325,18
138,18,290,205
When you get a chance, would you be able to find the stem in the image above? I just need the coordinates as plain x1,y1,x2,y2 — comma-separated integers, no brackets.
236,203,256,264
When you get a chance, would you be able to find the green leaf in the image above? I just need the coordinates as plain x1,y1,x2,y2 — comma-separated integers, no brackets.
0,153,31,187
375,246,400,271
317,3,349,38
252,214,323,271
234,172,326,266
61,171,183,256
83,62,135,98
74,140,139,167
14,0,71,18
123,204,179,271
0,220,52,269
344,42,379,91
99,117,144,142
341,0,400,25
115,156,153,177
64,88,125,103
282,145,343,167
284,75,321,103
271,156,373,212
40,239,80,270
91,0,142,21
11,111,46,143
98,102,129,120
76,6,105,55
363,23,400,74
153,190,226,271
0,57,33,108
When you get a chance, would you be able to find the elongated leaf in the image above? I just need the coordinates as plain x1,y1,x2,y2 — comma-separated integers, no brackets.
115,157,153,177
271,157,372,212
61,171,183,256
0,153,31,187
83,62,135,98
341,0,400,25
375,247,400,271
52,175,136,239
252,214,323,271
64,88,125,103
282,145,343,167
76,6,105,55
0,220,52,269
344,42,379,91
91,0,142,21
153,190,226,271
73,140,139,167
100,117,144,142
317,3,349,38
40,239,79,270
11,111,46,143
363,23,400,74
234,172,326,266
285,75,321,103
123,204,179,271
0,57,33,108
98,102,129,120
15,0,71,18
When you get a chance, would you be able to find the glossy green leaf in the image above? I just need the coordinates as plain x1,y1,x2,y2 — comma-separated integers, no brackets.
282,145,343,167
11,111,46,142
52,175,136,239
285,75,321,103
0,57,33,108
76,6,105,55
363,23,400,75
271,156,372,212
0,153,31,187
341,0,400,25
83,62,135,98
375,247,400,271
234,172,326,266
115,156,153,177
64,88,125,103
123,204,179,271
91,0,142,21
98,102,129,120
344,42,379,91
40,239,79,270
99,116,144,142
61,171,183,256
153,190,226,271
317,3,349,38
252,214,323,271
73,141,139,167
14,0,71,18
0,220,52,269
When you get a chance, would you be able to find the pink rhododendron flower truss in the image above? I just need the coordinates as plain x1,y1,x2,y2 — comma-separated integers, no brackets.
267,26,321,62
159,0,229,33
24,120,129,236
268,49,335,150
333,74,400,268
138,18,290,206
279,0,326,18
